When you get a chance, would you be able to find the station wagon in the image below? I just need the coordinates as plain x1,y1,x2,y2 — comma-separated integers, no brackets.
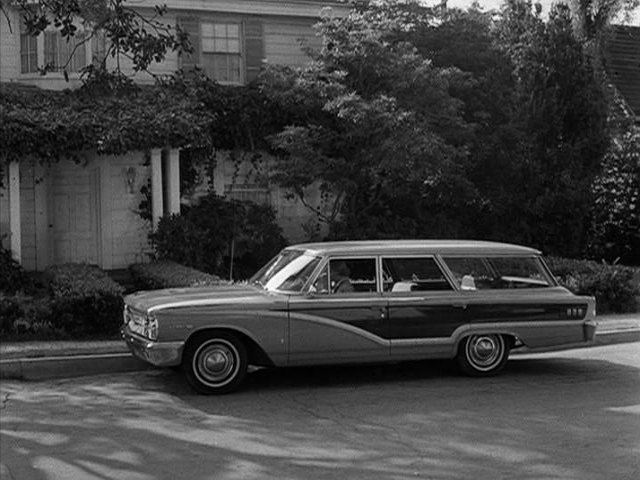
123,240,597,393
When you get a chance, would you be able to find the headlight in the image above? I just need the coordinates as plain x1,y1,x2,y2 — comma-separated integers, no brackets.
145,314,159,341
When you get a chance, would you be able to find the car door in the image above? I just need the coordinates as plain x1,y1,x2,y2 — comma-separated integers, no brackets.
287,257,390,365
383,256,468,360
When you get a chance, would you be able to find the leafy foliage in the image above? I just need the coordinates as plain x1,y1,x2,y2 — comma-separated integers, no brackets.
4,0,190,78
0,244,32,293
46,263,124,336
588,127,640,264
261,3,470,236
151,193,286,280
0,78,220,163
547,256,640,313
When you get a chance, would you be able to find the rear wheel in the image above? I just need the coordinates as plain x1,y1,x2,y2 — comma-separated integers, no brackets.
183,332,248,394
457,334,509,376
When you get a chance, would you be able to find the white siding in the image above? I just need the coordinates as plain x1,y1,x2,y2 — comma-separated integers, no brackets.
0,9,20,82
18,161,37,270
212,152,329,243
103,153,153,268
0,171,10,251
264,19,321,67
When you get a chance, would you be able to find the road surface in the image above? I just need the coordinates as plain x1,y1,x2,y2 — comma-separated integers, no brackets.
1,343,639,480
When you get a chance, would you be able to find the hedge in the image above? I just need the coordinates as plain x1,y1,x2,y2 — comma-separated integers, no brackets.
0,246,32,293
546,257,640,314
130,261,222,290
46,263,124,336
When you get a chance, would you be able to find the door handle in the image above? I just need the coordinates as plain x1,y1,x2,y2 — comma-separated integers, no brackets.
451,303,467,309
370,307,387,319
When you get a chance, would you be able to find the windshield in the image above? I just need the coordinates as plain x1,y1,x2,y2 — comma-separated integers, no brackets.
250,250,321,292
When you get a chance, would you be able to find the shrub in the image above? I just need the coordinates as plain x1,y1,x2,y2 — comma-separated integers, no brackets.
151,193,285,279
588,127,640,265
130,261,222,289
0,244,32,293
546,257,640,314
0,294,59,339
46,264,124,336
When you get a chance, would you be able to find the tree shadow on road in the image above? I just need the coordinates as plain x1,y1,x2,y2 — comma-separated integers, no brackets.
1,349,639,480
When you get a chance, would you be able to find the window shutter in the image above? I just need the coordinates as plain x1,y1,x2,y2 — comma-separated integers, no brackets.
44,32,57,69
244,19,263,82
178,17,200,70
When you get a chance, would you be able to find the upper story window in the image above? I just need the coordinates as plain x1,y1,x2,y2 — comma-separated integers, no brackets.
44,32,87,72
201,23,242,83
20,26,38,73
20,23,98,75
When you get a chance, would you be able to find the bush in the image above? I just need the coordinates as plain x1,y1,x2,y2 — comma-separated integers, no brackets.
0,244,32,293
46,264,124,336
588,127,640,265
130,261,222,289
0,293,59,339
546,257,640,314
151,193,285,279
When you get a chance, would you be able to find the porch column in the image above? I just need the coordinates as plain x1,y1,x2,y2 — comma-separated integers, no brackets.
163,148,181,215
8,160,22,263
150,148,164,231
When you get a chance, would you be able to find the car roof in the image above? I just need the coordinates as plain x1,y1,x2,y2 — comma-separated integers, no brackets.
288,240,542,256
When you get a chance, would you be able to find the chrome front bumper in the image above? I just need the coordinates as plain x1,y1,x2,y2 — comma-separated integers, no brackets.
122,326,185,367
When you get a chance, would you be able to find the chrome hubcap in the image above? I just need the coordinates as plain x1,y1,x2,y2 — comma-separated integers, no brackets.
194,340,239,386
466,335,503,371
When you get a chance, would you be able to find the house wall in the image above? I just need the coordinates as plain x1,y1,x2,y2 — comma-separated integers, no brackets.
211,152,328,243
0,2,333,87
101,153,154,268
0,174,8,251
0,8,20,82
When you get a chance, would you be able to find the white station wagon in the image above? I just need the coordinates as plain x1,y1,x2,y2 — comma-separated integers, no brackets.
123,240,597,393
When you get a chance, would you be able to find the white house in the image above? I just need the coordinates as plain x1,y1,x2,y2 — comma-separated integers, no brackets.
0,0,346,271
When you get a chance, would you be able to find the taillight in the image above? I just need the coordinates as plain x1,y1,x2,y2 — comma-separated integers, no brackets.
565,306,586,319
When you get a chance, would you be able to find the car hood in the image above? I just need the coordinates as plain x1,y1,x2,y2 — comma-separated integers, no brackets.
124,284,279,313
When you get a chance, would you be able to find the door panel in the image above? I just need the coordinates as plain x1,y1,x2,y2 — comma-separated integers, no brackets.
387,294,469,339
287,295,390,365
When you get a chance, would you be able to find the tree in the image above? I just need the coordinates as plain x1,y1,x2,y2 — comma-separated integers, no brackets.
261,2,472,238
589,127,640,264
492,0,609,256
0,0,190,81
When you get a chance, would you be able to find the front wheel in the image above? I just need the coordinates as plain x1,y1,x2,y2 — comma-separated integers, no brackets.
183,332,248,394
456,334,509,376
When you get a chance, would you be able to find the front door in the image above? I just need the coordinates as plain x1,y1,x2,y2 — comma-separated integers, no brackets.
287,257,390,365
50,161,100,265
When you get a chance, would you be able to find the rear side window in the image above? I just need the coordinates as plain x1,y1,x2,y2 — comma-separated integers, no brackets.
382,257,452,292
443,256,552,290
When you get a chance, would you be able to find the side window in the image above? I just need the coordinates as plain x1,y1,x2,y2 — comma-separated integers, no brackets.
443,256,551,290
382,257,452,292
312,258,377,295
442,257,494,290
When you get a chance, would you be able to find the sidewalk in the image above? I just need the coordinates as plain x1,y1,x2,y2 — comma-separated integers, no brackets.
1,314,638,381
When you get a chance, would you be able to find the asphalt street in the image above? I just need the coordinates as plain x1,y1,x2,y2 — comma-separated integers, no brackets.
1,342,639,480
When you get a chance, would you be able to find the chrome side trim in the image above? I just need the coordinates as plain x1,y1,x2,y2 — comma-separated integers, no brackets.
289,312,390,346
390,319,596,358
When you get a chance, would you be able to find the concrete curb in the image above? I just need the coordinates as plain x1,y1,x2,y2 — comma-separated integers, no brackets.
0,353,153,381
